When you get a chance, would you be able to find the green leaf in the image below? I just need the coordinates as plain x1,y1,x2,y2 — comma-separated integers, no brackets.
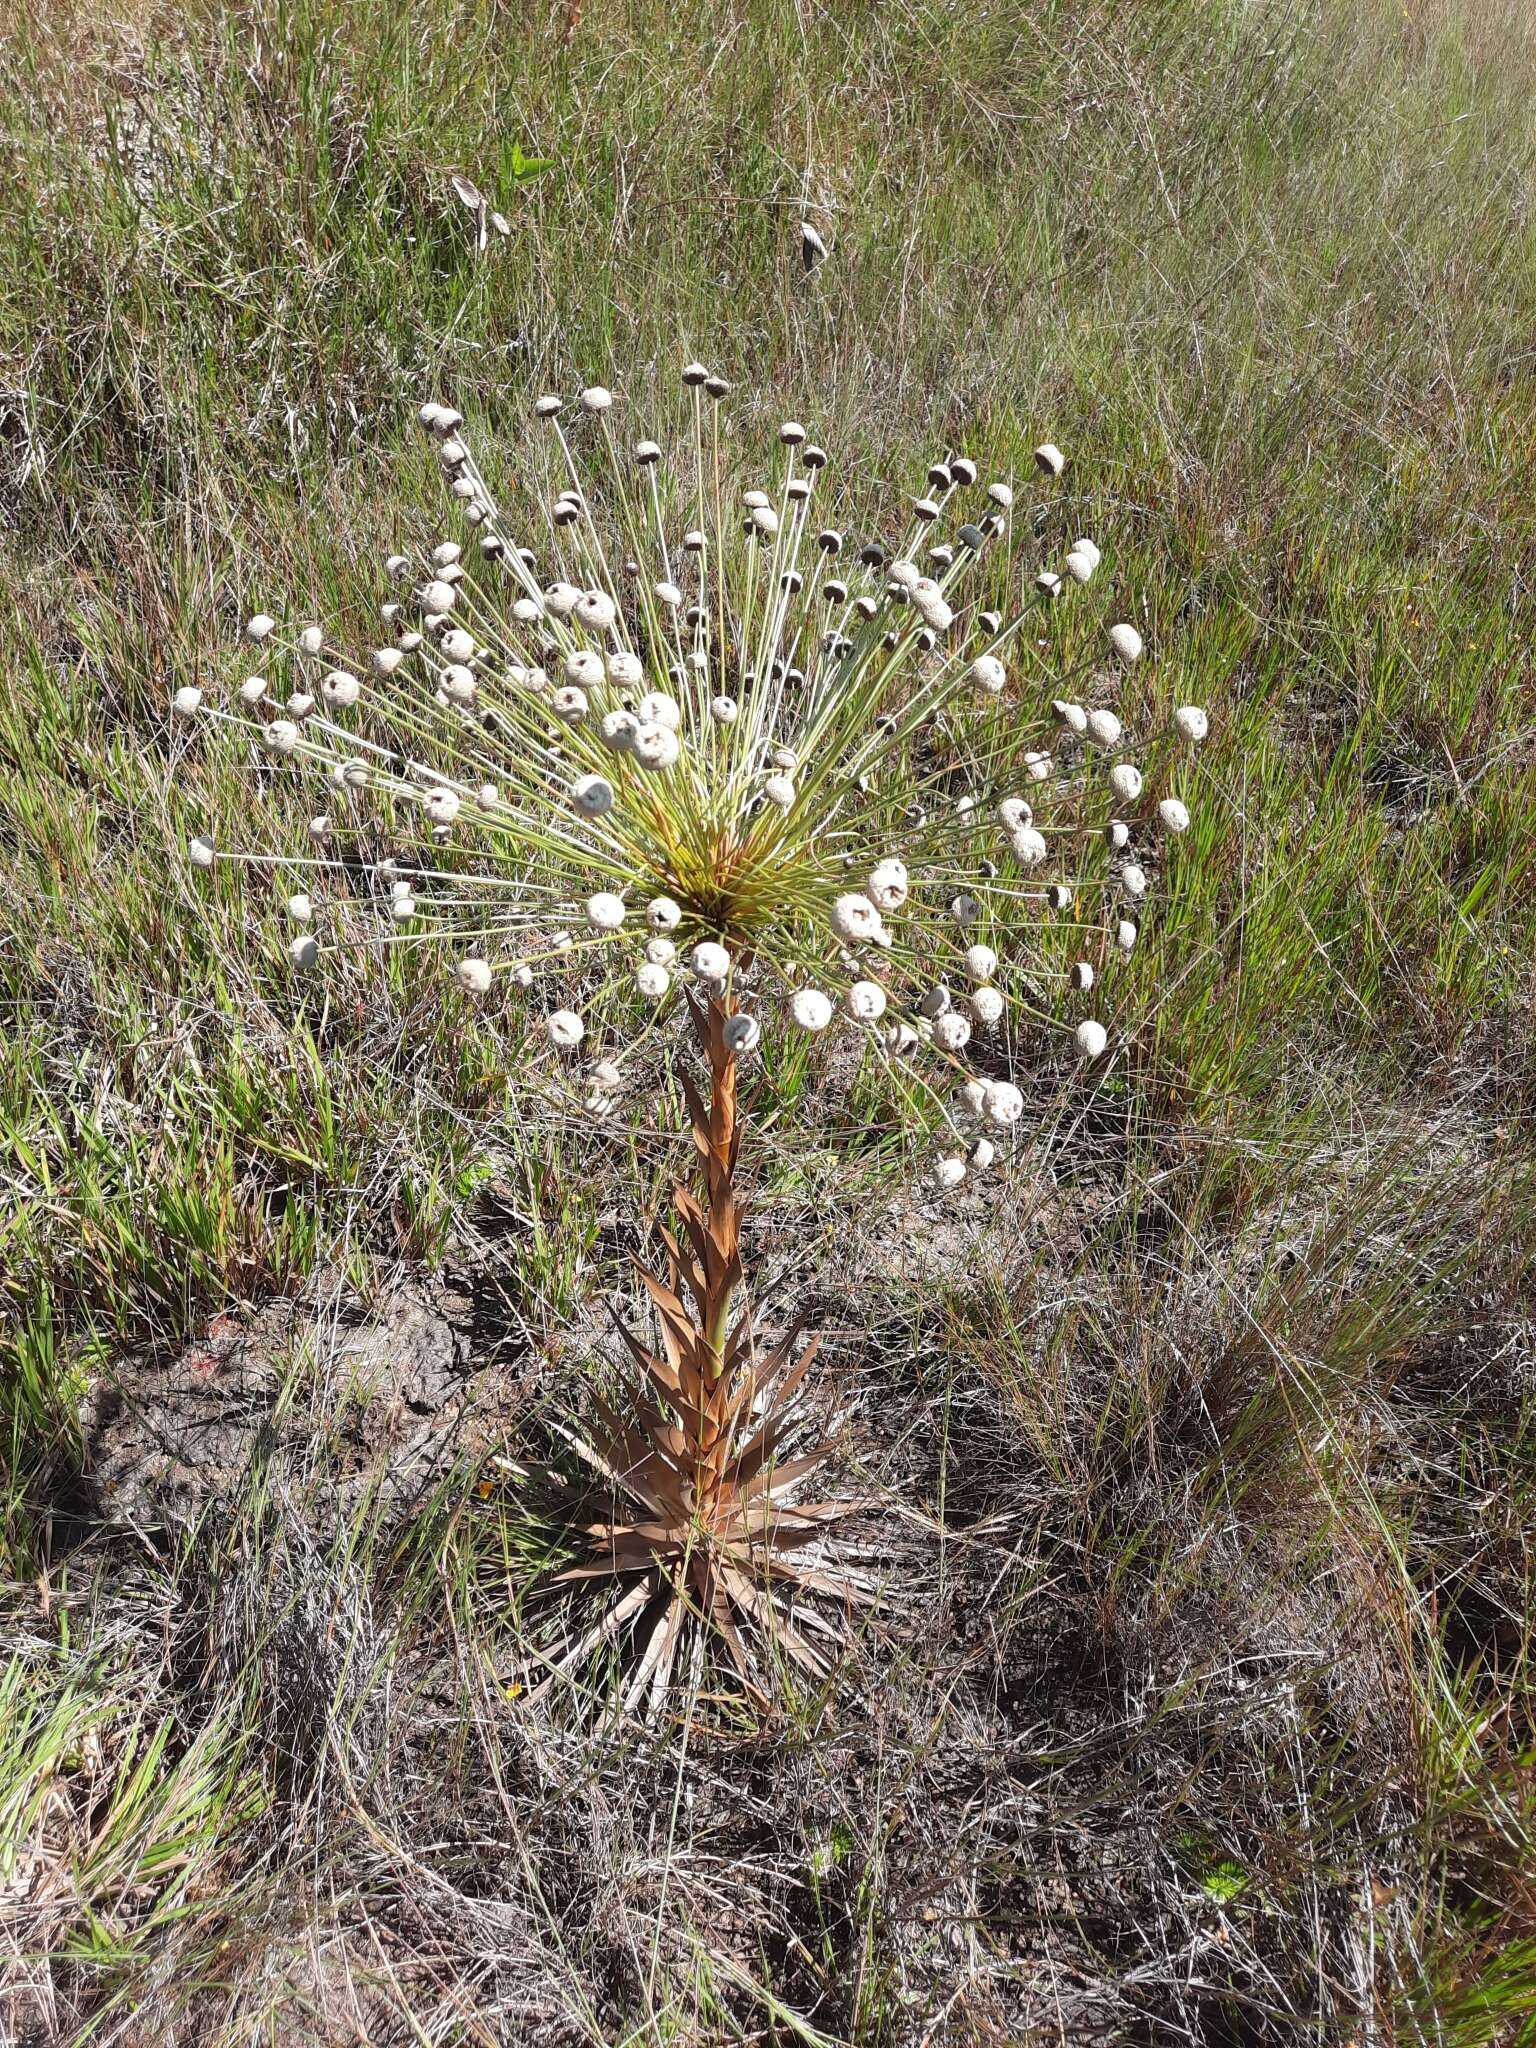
509,142,554,182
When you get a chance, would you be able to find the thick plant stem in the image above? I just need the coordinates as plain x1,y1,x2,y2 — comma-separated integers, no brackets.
558,993,859,1708
681,995,746,1508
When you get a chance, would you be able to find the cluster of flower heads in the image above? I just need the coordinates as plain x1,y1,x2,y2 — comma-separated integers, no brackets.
182,367,1210,1185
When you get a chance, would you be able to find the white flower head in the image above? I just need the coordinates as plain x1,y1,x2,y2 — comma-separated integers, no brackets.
1011,825,1047,867
971,986,1004,1028
647,896,682,932
287,892,312,922
1159,797,1191,833
1109,622,1143,663
965,943,997,981
289,933,318,968
722,1013,761,1055
711,695,739,724
548,1008,586,1048
636,962,671,999
846,980,888,1022
572,773,615,817
1109,763,1143,802
692,941,731,981
969,654,1006,695
763,774,796,808
564,649,604,689
1033,443,1065,476
633,723,680,770
599,709,639,752
830,893,887,947
456,956,492,994
1175,705,1209,743
933,1011,972,1052
867,858,909,912
790,988,833,1031
933,1153,968,1190
189,835,215,868
173,685,202,717
587,891,627,931
984,1081,1024,1127
1075,1019,1108,1060
1086,709,1122,749
245,614,276,642
637,692,681,730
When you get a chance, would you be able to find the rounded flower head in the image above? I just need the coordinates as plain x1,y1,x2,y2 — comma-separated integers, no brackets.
692,942,731,981
636,962,671,999
1109,622,1143,664
173,685,202,717
572,773,615,817
867,859,909,913
790,989,833,1032
548,1009,586,1048
1175,705,1209,743
1158,797,1191,833
633,723,680,770
971,986,1004,1027
722,1013,761,1055
1011,825,1047,866
969,654,1006,695
587,892,627,931
846,980,888,1022
830,893,888,947
1075,1019,1108,1060
984,1081,1024,1127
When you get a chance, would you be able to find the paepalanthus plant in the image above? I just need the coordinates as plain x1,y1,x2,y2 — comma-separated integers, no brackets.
181,367,1208,1707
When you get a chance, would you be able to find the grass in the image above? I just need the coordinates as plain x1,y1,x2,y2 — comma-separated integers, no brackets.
2,0,1535,2037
